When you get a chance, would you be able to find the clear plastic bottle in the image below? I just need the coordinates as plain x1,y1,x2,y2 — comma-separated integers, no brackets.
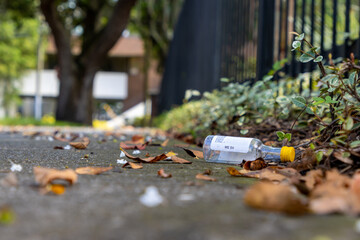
203,135,295,164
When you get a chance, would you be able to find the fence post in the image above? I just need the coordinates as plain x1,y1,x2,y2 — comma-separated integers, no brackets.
256,0,275,81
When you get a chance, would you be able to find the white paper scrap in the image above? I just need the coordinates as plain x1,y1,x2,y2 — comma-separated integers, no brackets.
139,186,164,207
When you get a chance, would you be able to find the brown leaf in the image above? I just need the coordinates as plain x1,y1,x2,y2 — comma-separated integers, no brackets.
243,159,267,170
244,182,308,215
227,167,244,176
161,139,169,147
308,169,356,215
128,162,143,169
70,137,90,149
75,166,113,175
170,156,192,164
0,172,18,187
288,148,317,171
120,142,148,150
259,169,288,181
33,167,78,187
131,135,145,144
333,151,353,165
53,146,64,150
301,169,324,191
158,168,172,178
196,173,217,181
120,148,168,163
182,148,204,158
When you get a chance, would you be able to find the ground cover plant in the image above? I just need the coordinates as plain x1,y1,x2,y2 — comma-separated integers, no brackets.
155,32,360,215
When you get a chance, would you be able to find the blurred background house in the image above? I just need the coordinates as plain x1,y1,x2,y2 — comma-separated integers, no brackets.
17,34,161,121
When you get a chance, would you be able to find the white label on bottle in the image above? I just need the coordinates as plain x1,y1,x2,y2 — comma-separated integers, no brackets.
210,136,253,153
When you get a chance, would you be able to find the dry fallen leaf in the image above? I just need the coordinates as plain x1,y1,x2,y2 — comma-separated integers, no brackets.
130,135,145,144
196,173,217,181
49,184,66,195
120,148,168,163
122,162,143,169
120,142,148,150
301,169,324,191
33,167,78,187
0,172,18,187
288,148,317,171
243,159,267,170
244,181,308,215
158,168,172,178
161,139,169,147
70,137,90,149
227,167,244,176
165,151,177,157
333,151,353,165
307,169,360,215
170,156,192,164
182,148,204,159
75,166,113,175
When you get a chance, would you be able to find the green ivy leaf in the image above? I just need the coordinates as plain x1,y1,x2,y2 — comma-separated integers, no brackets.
291,96,307,108
350,140,360,148
312,97,325,105
276,131,285,141
313,56,323,62
299,52,315,63
343,117,354,131
263,75,273,82
325,96,338,104
305,107,314,114
240,129,249,135
284,133,292,142
321,74,338,83
316,151,324,163
292,40,301,49
349,71,357,85
295,33,305,41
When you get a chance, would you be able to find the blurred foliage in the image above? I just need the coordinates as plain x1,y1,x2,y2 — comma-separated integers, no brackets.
155,60,314,138
0,116,82,126
0,1,39,116
129,0,184,72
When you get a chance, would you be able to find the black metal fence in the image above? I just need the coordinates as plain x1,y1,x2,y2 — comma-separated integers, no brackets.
158,0,360,113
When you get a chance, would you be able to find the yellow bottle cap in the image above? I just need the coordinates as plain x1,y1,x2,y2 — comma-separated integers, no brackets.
280,146,295,162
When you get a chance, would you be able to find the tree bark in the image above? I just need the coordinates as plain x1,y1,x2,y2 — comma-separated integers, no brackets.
40,0,137,124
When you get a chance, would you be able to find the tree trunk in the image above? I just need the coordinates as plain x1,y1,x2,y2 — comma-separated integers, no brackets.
40,0,137,125
56,65,96,125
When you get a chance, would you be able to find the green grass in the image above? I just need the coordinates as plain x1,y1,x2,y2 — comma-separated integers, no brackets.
0,117,83,127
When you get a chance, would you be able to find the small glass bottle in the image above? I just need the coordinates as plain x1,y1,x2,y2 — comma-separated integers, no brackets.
203,135,295,164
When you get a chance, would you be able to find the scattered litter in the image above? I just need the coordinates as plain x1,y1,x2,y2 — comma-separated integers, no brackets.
64,145,71,150
178,193,195,201
132,150,141,155
139,186,164,207
117,159,127,164
9,160,22,172
119,151,126,158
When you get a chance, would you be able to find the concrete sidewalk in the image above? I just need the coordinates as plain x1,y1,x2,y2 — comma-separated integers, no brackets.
0,130,358,240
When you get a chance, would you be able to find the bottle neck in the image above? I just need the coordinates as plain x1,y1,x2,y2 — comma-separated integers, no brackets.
260,145,282,161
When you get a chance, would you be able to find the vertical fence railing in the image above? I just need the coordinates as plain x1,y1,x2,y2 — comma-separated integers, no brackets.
219,0,259,84
265,0,360,92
